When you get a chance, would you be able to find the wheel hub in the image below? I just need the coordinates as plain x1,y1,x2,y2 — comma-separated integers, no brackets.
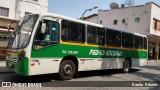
63,64,72,76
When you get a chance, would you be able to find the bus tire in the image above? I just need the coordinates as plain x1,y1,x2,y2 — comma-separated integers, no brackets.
59,60,76,80
122,60,130,73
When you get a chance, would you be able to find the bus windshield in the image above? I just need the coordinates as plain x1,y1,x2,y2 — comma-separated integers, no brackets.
7,14,39,49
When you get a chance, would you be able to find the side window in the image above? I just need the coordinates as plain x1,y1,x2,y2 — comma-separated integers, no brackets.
87,26,105,45
78,24,85,43
61,20,67,41
33,20,59,50
61,20,85,43
68,21,78,42
50,22,59,41
97,27,105,45
106,29,121,47
144,37,147,50
134,35,143,49
122,33,133,48
87,26,96,44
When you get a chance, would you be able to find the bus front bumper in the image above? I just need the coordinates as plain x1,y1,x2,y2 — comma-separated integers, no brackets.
6,57,29,76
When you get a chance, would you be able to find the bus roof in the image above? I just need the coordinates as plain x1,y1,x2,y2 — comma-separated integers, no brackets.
40,13,103,27
39,13,147,38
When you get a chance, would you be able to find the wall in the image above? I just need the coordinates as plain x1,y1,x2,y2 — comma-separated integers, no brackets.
0,41,8,47
97,4,151,35
0,0,16,19
0,0,48,48
84,16,98,24
0,0,48,20
18,0,48,19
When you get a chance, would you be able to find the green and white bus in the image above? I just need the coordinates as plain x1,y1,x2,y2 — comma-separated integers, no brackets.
6,13,148,80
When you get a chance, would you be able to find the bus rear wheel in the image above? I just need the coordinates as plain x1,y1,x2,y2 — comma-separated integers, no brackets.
59,60,76,80
122,60,131,73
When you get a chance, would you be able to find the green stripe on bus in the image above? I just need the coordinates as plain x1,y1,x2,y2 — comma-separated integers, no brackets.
31,44,148,59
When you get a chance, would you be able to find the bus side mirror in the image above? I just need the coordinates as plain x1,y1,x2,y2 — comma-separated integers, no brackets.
41,23,46,33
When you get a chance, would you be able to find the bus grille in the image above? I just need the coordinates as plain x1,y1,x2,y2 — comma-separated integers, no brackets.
10,57,18,62
6,55,19,63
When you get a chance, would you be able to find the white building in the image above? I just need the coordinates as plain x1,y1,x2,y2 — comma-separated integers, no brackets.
0,0,48,20
84,2,160,60
0,0,48,48
0,0,48,31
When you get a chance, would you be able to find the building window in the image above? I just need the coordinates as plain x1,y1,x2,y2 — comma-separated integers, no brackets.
122,19,125,23
153,18,160,31
135,17,140,23
113,20,118,25
100,20,102,24
0,6,9,17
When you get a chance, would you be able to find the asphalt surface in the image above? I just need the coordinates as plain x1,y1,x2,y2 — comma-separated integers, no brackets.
0,60,159,90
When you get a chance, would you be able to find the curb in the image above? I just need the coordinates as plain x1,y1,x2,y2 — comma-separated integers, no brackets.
0,71,13,74
147,60,160,64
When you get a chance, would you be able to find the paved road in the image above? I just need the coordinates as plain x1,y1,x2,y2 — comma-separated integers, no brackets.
0,61,159,90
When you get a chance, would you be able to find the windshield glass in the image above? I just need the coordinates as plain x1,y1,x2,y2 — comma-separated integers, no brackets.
7,14,39,49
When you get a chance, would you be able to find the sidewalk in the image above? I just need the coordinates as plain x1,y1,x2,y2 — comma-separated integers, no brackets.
0,60,12,74
147,60,160,63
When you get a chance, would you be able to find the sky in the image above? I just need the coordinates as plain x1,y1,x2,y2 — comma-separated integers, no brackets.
48,0,160,18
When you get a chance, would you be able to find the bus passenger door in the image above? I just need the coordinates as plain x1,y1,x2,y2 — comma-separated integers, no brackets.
30,19,60,75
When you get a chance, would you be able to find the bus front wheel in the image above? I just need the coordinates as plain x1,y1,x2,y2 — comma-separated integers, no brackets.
122,60,131,73
59,60,76,80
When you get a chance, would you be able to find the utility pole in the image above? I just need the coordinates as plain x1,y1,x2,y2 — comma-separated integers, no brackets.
81,6,98,20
